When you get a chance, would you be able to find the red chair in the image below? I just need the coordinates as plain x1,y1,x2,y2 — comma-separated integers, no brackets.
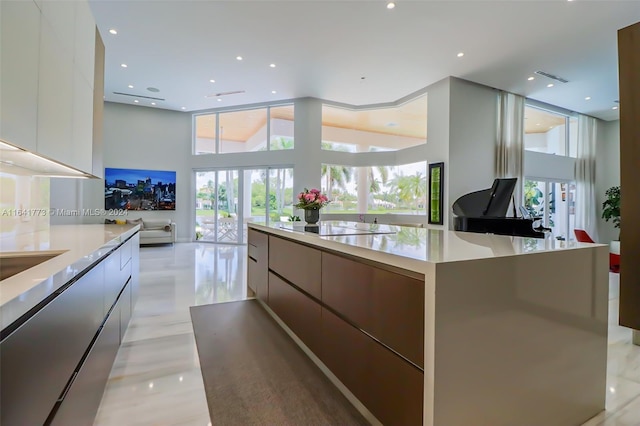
574,229,595,243
610,252,620,273
574,229,620,273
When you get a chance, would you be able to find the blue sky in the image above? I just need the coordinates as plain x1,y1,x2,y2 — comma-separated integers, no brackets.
105,168,176,186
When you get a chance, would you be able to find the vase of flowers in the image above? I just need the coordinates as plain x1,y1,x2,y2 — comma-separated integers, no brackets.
294,188,330,224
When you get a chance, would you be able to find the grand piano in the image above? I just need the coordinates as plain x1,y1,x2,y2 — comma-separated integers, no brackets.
452,178,547,238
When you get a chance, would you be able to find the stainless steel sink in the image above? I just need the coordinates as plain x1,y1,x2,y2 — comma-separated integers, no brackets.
0,251,67,281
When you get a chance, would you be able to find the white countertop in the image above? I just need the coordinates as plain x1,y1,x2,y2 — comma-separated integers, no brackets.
1,224,139,330
249,221,605,273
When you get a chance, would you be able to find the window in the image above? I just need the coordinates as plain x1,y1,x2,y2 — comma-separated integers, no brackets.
321,162,427,214
321,95,427,152
524,105,577,157
524,179,576,241
193,104,294,154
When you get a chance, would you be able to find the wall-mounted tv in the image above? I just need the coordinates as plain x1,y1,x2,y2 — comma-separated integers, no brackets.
105,168,176,210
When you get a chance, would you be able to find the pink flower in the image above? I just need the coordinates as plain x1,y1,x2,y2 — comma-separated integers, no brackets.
294,188,331,210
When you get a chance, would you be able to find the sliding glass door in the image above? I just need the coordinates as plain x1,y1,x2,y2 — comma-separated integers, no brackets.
524,179,576,241
195,170,242,243
195,167,293,243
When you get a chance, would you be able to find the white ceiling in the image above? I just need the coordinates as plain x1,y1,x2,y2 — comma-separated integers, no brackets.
88,0,640,121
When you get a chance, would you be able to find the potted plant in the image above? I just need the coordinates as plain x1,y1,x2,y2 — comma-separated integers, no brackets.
294,188,330,224
602,185,621,238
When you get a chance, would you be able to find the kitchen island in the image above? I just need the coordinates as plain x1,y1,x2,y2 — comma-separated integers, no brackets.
0,224,140,426
248,221,609,426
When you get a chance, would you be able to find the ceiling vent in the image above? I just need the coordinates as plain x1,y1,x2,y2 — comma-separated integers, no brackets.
206,90,245,98
534,70,569,83
113,92,165,101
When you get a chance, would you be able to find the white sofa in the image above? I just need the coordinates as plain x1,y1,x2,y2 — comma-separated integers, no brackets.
138,219,176,245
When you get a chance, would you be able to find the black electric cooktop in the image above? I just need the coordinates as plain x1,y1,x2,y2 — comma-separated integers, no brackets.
278,223,396,236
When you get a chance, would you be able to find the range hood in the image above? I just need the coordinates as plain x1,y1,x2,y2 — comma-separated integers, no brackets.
0,139,96,178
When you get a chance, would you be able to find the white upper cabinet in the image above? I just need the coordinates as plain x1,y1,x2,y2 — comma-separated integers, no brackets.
74,1,96,89
71,69,94,172
2,0,99,174
0,0,41,152
41,0,76,59
37,18,74,166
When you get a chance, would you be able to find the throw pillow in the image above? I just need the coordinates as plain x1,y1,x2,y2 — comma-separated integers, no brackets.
127,218,144,230
104,219,116,224
115,219,126,225
164,224,172,232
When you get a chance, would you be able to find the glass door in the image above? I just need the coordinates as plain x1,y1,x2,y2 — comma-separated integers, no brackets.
524,179,576,241
195,170,242,243
195,167,293,243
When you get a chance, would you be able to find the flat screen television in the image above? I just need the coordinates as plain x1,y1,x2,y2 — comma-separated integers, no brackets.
105,168,176,210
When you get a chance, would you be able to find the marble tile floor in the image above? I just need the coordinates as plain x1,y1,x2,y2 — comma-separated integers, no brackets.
94,243,640,426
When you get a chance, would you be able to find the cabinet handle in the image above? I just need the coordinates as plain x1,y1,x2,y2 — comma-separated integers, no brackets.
57,371,79,402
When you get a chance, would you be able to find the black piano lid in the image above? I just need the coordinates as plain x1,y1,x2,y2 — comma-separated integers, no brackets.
452,178,518,218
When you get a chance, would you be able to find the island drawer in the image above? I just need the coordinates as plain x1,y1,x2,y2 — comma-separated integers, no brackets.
268,236,321,299
248,229,269,301
268,272,321,354
319,307,423,426
322,252,424,368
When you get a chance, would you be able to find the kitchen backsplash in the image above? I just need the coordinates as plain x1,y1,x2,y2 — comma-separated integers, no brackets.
0,172,50,238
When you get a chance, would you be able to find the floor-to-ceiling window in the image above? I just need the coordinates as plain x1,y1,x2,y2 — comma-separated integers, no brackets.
195,167,292,243
524,179,576,241
193,104,294,155
321,162,427,214
523,102,578,240
321,95,427,153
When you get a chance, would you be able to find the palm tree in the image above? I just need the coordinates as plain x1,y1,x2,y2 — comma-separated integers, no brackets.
367,166,390,208
320,142,353,203
321,164,352,200
270,138,294,214
389,172,427,212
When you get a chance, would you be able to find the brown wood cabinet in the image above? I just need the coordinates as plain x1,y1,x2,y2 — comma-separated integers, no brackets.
255,232,425,425
248,229,269,302
322,252,424,367
268,235,321,299
268,272,322,354
320,308,424,426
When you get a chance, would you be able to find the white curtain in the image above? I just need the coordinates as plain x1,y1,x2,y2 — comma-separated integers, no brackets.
496,91,525,215
575,114,599,241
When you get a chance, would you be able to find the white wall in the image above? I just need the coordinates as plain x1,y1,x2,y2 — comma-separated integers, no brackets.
448,77,498,228
55,103,193,240
596,120,620,242
424,78,451,228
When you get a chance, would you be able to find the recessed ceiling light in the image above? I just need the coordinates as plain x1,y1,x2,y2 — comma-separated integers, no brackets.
612,106,618,110
128,84,134,89
120,63,127,68
271,90,277,94
209,79,215,83
181,107,186,110
217,98,222,102
527,77,535,81
457,52,464,58
134,100,139,103
547,83,554,88
236,56,243,61
585,96,591,100
387,2,395,9
270,63,276,68
109,29,118,35
151,102,156,106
